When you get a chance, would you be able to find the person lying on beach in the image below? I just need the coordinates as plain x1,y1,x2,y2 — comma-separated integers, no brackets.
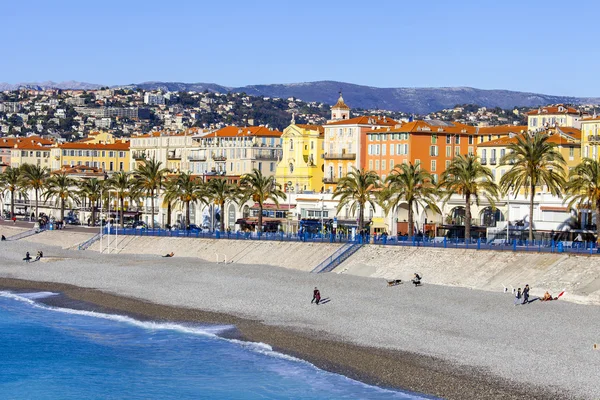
162,252,174,258
540,291,558,301
387,279,402,286
23,252,31,263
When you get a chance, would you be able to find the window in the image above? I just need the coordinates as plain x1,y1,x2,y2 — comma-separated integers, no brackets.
500,149,505,160
531,118,537,127
468,135,474,145
446,135,451,144
431,160,436,172
289,139,293,150
375,160,380,170
381,160,386,171
430,145,438,157
446,146,451,157
78,150,83,156
85,161,90,167
270,162,274,172
455,136,460,144
468,146,474,156
446,160,451,168
62,150,67,156
491,149,497,160
415,159,421,168
482,149,487,160
258,162,262,172
569,147,574,158
311,141,314,150
382,144,386,156
36,151,40,157
454,147,460,156
390,144,395,156
431,134,437,144
432,174,438,184
289,163,294,173
404,144,408,155
109,151,114,157
119,151,125,158
119,162,124,171
369,160,373,170
397,144,403,155
109,162,114,171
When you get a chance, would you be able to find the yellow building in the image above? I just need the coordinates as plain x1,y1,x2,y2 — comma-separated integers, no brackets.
477,127,581,187
275,121,324,193
52,139,131,173
9,136,55,169
579,117,600,160
527,105,585,131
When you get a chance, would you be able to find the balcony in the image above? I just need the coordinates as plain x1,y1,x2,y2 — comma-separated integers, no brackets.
167,151,181,160
490,158,497,165
588,135,600,143
323,177,339,184
324,152,356,160
133,151,147,160
188,153,207,161
481,158,487,165
255,150,279,160
212,153,227,162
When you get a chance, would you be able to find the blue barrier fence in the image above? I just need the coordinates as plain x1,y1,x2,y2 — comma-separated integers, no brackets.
104,228,600,255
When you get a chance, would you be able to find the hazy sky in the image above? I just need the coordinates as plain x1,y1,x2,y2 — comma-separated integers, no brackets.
2,0,598,96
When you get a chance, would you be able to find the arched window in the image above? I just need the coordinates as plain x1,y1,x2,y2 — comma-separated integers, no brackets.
289,163,294,173
243,205,250,218
289,139,293,150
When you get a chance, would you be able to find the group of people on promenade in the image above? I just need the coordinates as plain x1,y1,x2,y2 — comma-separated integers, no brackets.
514,284,563,305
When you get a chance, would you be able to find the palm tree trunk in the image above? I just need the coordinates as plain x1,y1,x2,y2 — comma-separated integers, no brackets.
10,189,14,218
465,192,471,241
35,189,39,220
529,183,535,242
150,188,155,229
358,203,364,231
186,201,190,228
167,202,172,226
120,197,125,228
91,199,96,226
596,199,600,247
258,203,263,233
220,200,225,232
60,198,65,221
408,201,414,239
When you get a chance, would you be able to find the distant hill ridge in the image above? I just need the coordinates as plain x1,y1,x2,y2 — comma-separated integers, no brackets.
1,80,599,114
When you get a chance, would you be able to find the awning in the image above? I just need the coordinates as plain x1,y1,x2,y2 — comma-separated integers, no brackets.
540,206,569,212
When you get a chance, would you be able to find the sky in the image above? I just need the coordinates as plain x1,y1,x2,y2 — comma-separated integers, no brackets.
2,0,599,96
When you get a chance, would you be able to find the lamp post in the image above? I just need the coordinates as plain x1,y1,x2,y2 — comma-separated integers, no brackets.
286,181,293,234
320,195,324,235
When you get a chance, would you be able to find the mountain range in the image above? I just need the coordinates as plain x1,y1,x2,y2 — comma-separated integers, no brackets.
2,80,599,114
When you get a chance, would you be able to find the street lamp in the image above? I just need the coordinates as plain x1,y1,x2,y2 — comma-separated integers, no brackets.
286,181,293,234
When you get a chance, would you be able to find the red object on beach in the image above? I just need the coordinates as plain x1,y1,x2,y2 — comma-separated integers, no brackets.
557,290,565,299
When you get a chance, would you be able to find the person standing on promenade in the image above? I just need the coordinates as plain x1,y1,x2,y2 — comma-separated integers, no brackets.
514,288,522,306
522,284,530,304
311,287,321,305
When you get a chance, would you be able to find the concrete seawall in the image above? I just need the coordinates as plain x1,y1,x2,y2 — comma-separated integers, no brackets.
89,236,344,272
335,245,600,305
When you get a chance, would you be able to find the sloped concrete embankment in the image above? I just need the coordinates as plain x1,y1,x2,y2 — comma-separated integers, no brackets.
335,245,600,305
21,230,97,249
89,236,344,272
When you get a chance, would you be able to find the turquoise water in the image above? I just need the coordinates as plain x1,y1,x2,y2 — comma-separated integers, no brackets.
0,291,432,399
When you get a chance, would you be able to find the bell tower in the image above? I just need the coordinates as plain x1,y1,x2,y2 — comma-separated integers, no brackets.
330,91,350,121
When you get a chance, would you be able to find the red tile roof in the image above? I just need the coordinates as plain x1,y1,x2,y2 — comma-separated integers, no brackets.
295,124,324,134
58,140,130,150
0,136,54,149
367,120,476,134
211,126,283,138
326,115,397,126
526,105,582,116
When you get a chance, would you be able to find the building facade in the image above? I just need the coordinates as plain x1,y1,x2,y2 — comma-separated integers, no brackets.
275,122,324,193
527,105,585,131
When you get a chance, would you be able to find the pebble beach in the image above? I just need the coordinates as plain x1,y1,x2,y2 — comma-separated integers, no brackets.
1,237,599,399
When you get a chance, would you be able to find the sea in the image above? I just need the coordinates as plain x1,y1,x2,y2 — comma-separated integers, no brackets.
0,291,433,400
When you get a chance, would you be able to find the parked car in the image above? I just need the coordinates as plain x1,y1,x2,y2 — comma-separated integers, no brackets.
188,224,202,232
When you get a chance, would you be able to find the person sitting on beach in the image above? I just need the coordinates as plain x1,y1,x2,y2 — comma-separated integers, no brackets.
1,235,6,241
412,273,422,287
35,251,43,262
23,252,31,263
540,291,557,302
162,252,174,258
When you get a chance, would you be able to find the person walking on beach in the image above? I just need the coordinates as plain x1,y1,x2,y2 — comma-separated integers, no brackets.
514,288,522,306
522,284,530,304
23,252,31,263
311,287,321,305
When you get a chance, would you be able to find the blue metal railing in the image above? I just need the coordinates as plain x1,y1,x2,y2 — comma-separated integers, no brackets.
98,228,600,256
78,232,103,250
7,227,46,241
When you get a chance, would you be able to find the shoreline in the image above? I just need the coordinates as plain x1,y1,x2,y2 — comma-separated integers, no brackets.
1,277,564,400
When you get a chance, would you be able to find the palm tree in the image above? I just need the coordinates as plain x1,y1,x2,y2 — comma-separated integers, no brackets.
382,162,440,239
134,158,168,229
0,167,26,218
239,169,285,233
439,155,499,241
333,169,379,232
207,178,239,231
167,172,206,228
20,164,50,220
44,172,77,221
107,171,137,228
161,176,178,228
500,133,566,241
564,158,600,241
77,178,104,226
